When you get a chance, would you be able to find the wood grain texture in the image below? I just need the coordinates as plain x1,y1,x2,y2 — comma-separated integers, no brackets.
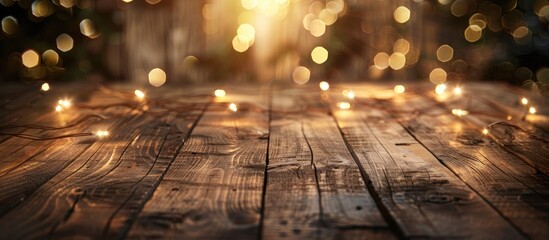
127,97,269,239
262,89,393,240
383,88,549,239
328,87,526,239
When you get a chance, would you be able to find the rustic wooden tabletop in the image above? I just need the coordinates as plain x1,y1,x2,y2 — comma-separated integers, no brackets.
0,82,548,239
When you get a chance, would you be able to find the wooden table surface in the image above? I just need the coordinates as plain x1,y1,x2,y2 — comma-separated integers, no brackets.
0,82,548,240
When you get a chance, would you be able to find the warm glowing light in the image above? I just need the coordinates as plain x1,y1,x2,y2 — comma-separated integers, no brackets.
435,84,447,95
319,81,330,91
452,109,469,117
520,97,528,105
454,86,462,95
80,19,99,38
389,53,406,70
41,83,50,92
229,103,238,112
309,19,326,37
394,6,411,24
22,50,40,68
42,49,59,66
529,107,537,114
145,0,161,4
482,128,489,135
148,68,166,87
394,85,405,94
58,99,71,108
232,36,250,52
342,90,355,99
237,24,255,42
134,90,145,99
393,39,410,54
429,68,447,84
1,16,18,35
374,52,390,70
292,66,311,85
436,45,454,62
122,0,133,2
464,25,482,42
56,34,74,52
338,102,351,110
311,46,328,64
55,105,63,112
215,89,226,97
95,130,109,138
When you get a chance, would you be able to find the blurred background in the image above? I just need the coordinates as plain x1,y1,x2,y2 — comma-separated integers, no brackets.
1,0,549,95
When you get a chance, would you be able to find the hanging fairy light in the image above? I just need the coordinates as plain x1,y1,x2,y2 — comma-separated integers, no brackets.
95,130,109,138
521,97,528,105
454,86,463,95
229,103,238,112
134,89,145,100
338,102,351,110
215,89,226,97
529,106,537,114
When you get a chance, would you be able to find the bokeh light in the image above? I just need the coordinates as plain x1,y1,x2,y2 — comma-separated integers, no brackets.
148,68,167,87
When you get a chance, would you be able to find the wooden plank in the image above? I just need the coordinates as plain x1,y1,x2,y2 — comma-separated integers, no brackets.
127,95,269,239
376,86,549,239
0,86,208,239
328,85,526,239
262,89,393,240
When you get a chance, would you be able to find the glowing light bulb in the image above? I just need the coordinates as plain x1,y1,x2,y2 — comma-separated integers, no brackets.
394,85,405,94
41,83,50,91
482,128,489,135
95,130,109,138
319,81,329,91
454,86,462,95
338,102,351,110
521,97,528,105
134,89,145,99
529,107,536,114
58,99,71,108
435,84,446,95
229,103,238,112
452,109,469,117
55,105,63,112
215,89,226,97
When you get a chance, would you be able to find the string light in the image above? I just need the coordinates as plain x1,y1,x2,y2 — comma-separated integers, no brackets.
435,84,446,95
454,86,462,95
41,83,50,92
338,102,351,110
529,106,536,114
134,89,145,100
229,103,238,112
55,105,63,112
95,130,109,138
482,128,489,135
319,81,330,91
394,85,405,94
452,108,469,117
214,89,226,97
342,90,355,99
521,97,528,105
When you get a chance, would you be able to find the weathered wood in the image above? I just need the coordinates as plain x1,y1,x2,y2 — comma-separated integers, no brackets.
0,86,208,239
262,89,393,240
328,86,526,239
383,87,549,239
127,95,269,239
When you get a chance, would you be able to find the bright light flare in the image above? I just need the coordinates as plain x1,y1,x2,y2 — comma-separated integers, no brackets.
338,102,351,110
95,130,109,138
394,85,405,94
521,97,528,105
214,89,226,97
454,86,462,95
452,108,469,117
41,83,50,92
134,89,145,99
319,81,330,91
435,84,446,95
529,107,537,114
342,90,355,99
229,103,238,112
482,128,489,135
